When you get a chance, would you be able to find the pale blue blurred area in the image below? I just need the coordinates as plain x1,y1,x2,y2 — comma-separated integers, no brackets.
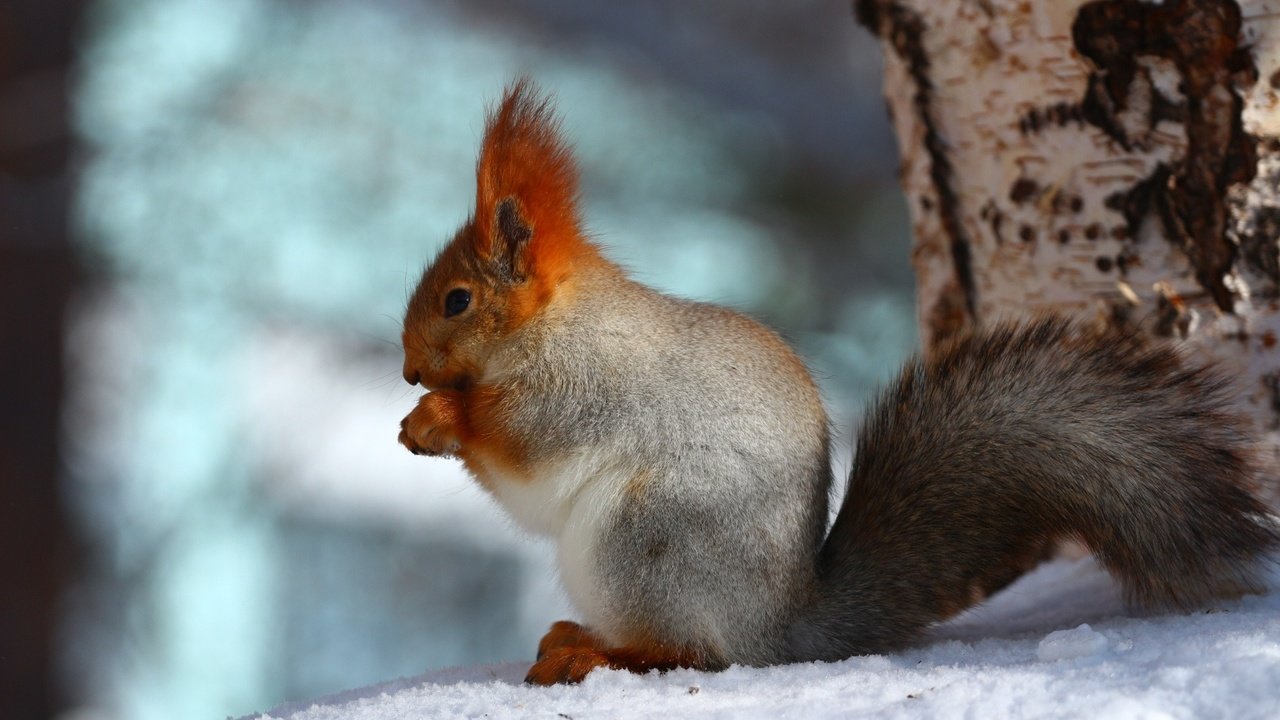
65,0,916,717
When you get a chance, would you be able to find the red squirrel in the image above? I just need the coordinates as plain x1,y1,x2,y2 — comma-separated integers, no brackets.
398,80,1280,685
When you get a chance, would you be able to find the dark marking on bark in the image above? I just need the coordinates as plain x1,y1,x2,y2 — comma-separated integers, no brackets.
1058,229,1071,244
980,200,1006,245
1233,204,1280,296
1009,185,1077,216
1105,165,1169,239
1086,223,1103,240
1019,225,1035,242
858,0,977,328
1073,0,1258,313
1270,68,1280,90
1149,71,1188,129
1019,101,1087,136
1096,256,1114,272
1227,151,1280,297
1229,45,1259,87
1010,178,1039,204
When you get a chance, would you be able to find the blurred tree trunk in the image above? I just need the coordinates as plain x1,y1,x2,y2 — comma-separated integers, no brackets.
857,0,1280,507
0,1,84,718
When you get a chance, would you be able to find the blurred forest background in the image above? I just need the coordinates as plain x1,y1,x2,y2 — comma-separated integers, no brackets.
1,0,916,717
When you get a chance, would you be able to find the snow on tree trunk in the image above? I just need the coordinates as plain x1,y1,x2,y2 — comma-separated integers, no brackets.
857,0,1280,507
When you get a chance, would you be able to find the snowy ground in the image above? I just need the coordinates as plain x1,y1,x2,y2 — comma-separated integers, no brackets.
243,556,1280,720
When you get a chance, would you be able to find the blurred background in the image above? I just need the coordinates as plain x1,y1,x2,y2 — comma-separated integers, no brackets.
1,0,915,717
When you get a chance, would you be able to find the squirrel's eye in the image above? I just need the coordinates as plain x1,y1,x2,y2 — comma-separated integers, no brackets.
444,288,471,318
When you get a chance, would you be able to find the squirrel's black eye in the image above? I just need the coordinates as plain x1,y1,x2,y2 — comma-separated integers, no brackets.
444,288,471,318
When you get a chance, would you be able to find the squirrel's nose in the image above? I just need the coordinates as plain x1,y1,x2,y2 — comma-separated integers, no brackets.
403,365,421,386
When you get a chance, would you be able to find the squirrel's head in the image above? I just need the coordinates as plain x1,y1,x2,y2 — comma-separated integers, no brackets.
402,79,596,390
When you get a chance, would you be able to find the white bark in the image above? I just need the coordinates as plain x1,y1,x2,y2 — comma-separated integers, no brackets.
860,0,1280,506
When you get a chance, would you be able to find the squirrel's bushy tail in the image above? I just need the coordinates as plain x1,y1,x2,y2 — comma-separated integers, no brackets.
787,318,1279,662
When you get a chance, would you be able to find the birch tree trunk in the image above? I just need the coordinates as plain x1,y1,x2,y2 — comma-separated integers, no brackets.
858,0,1280,507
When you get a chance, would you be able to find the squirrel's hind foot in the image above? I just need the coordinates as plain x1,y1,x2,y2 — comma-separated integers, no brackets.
524,619,704,685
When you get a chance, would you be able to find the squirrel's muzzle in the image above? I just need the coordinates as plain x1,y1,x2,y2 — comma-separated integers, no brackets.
403,365,421,386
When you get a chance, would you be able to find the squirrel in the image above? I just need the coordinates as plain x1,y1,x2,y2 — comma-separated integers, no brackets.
397,80,1280,685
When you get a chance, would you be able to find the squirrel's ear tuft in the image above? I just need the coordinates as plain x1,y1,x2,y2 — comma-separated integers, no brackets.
474,79,581,277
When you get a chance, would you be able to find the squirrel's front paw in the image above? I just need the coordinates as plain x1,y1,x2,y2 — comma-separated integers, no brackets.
398,391,462,457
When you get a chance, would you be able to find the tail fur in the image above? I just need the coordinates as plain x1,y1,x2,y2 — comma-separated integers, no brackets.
787,317,1280,661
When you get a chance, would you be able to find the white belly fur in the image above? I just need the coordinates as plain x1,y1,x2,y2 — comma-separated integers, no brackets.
484,451,629,640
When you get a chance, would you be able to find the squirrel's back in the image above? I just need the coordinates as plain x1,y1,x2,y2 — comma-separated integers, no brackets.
497,264,826,460
787,318,1280,661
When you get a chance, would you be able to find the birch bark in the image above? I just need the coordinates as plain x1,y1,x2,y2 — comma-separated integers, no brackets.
858,0,1280,506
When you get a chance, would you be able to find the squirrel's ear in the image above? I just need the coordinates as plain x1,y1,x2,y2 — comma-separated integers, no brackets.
473,79,580,280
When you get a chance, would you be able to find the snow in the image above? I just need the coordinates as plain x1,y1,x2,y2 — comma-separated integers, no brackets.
242,556,1280,720
1035,625,1109,662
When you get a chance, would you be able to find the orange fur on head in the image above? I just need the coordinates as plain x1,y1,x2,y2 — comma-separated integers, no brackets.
473,79,591,289
402,81,608,482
